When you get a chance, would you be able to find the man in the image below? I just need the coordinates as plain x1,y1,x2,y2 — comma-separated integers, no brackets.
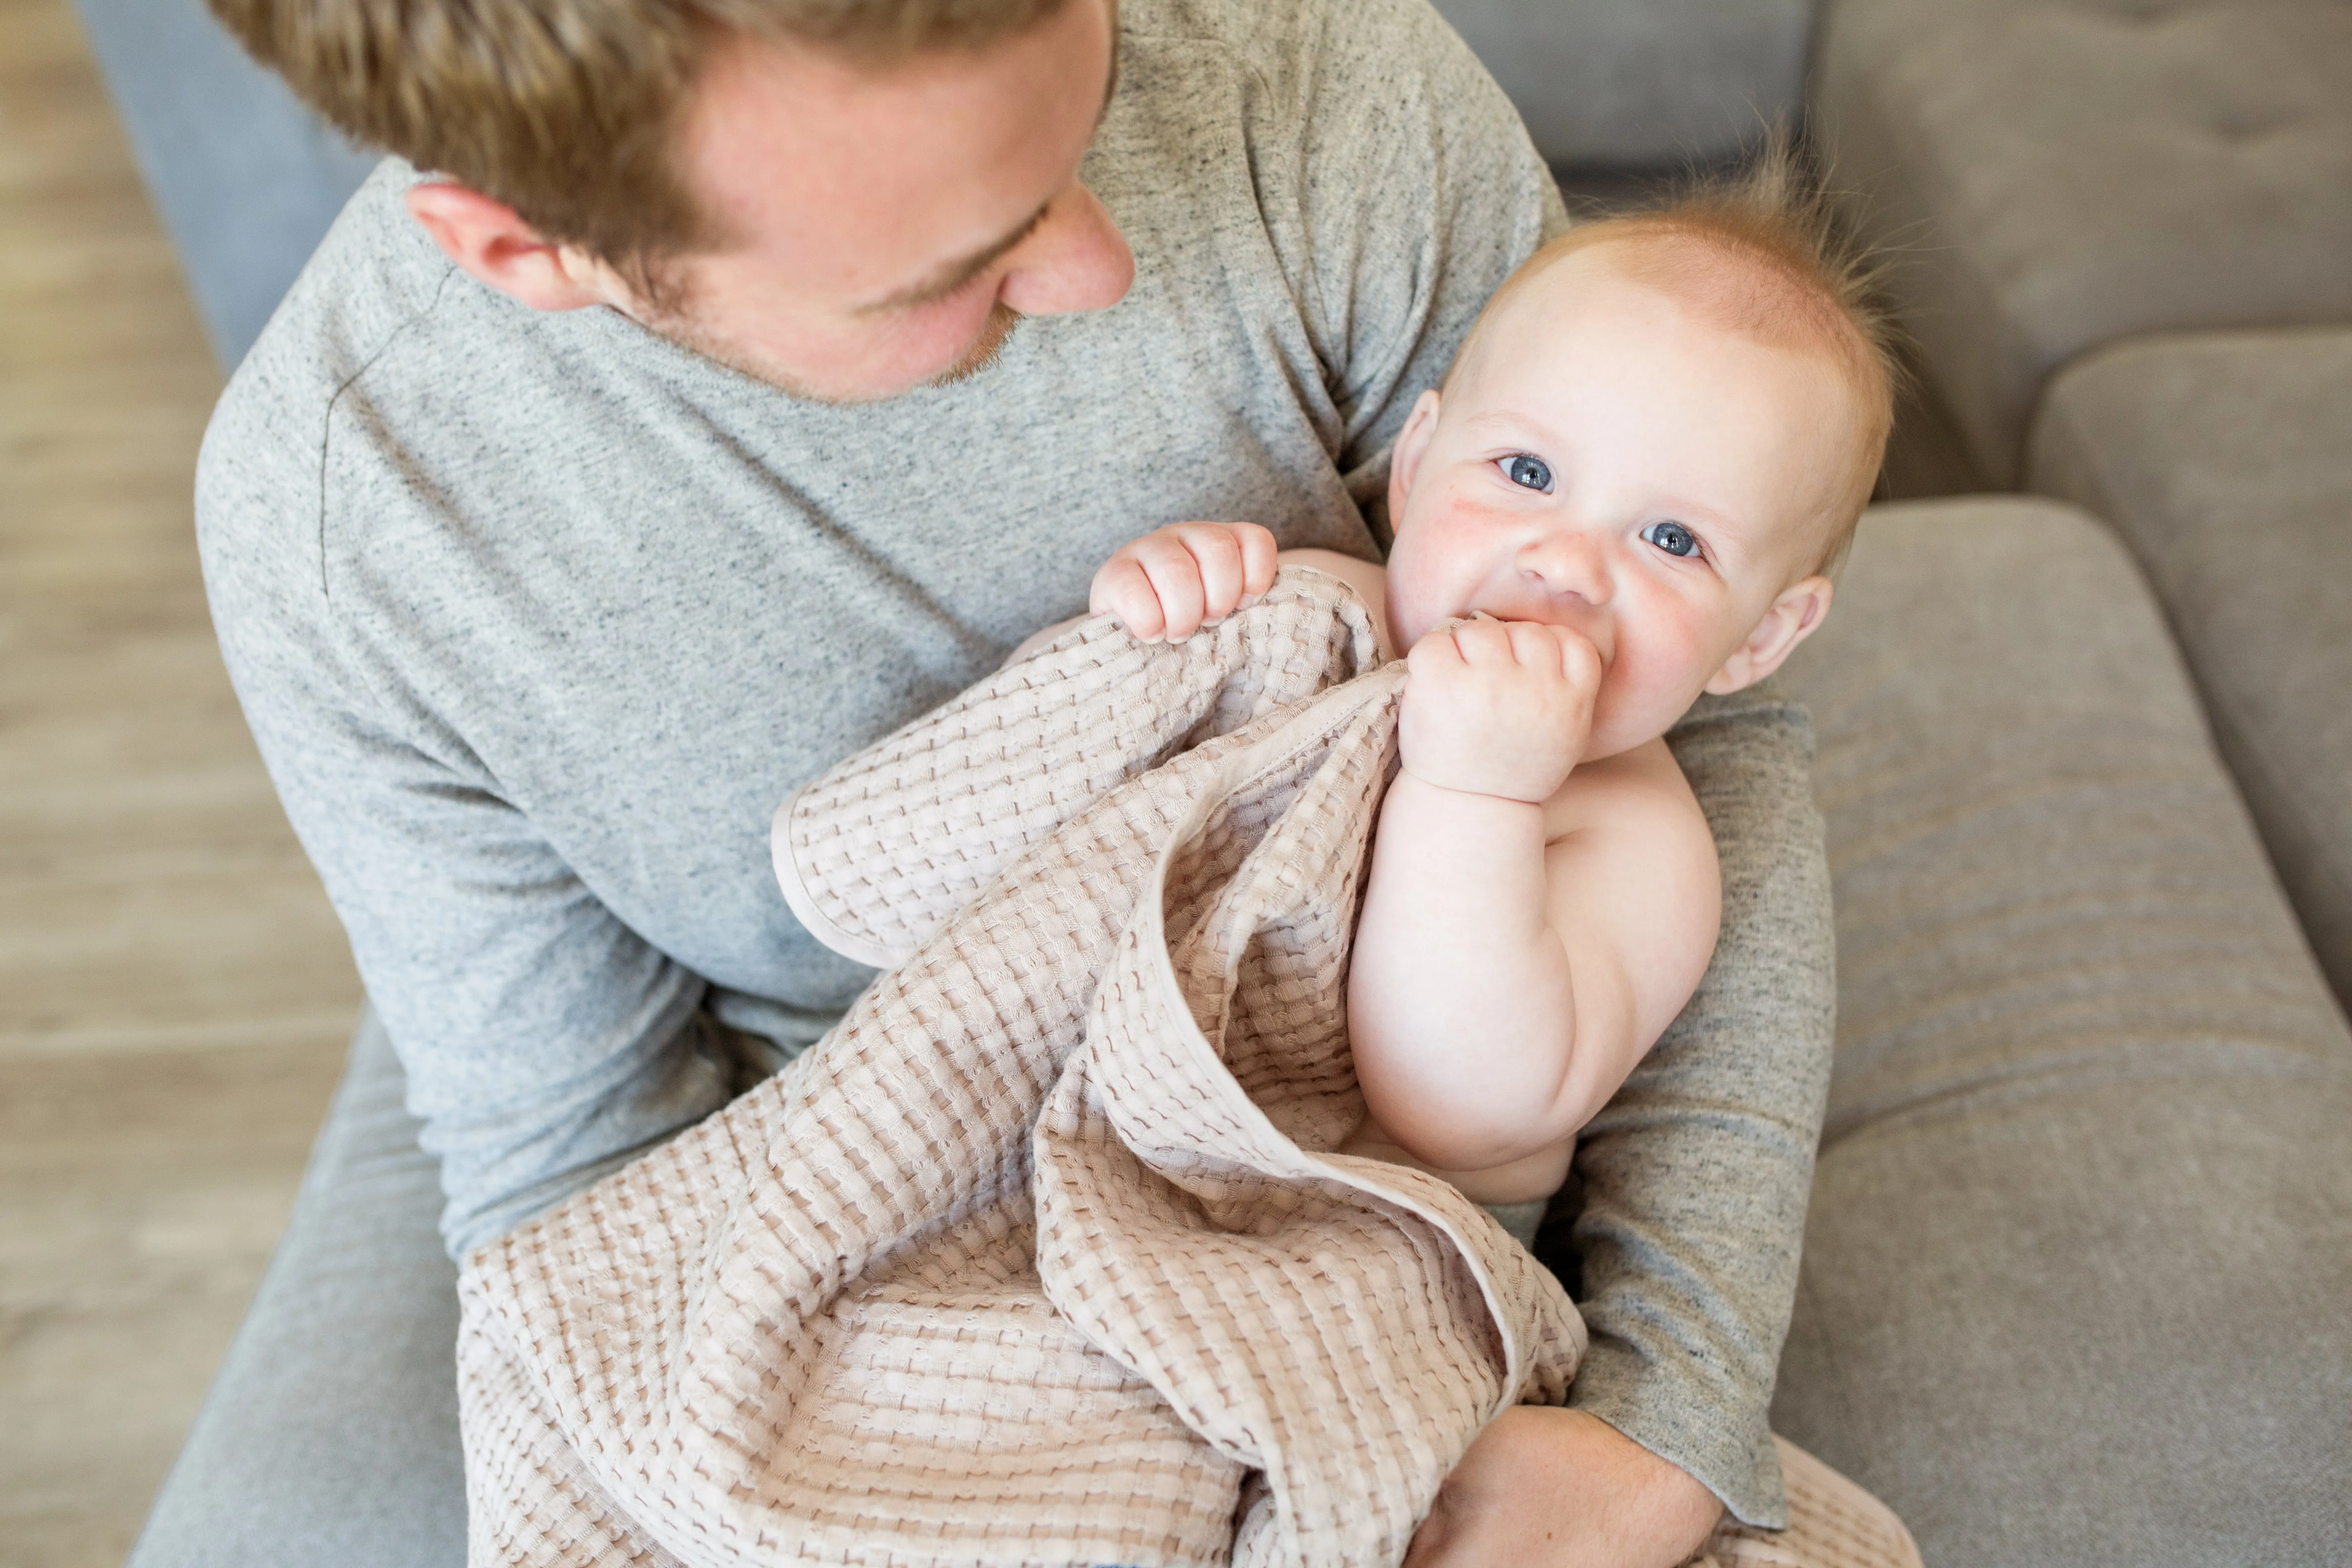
190,0,1834,1561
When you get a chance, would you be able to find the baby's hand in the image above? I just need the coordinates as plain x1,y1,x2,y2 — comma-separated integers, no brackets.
1398,618,1601,803
1089,522,1278,643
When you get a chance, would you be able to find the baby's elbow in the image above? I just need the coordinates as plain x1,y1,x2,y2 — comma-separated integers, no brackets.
1370,1093,1571,1175
1349,1009,1581,1168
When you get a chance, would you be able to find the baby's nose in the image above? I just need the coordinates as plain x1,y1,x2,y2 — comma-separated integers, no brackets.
1519,530,1613,604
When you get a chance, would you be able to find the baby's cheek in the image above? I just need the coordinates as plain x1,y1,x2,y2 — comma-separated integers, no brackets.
1597,621,1715,738
1382,510,1485,643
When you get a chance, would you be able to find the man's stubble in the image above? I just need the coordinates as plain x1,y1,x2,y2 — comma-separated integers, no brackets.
646,297,1027,403
929,300,1026,388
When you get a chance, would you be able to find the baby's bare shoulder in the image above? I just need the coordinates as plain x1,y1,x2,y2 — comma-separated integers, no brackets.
1544,736,1708,848
1277,548,1390,650
1542,737,1723,1036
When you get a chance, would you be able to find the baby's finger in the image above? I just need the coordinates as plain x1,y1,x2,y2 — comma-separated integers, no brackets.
1404,626,1470,677
1233,522,1279,604
1541,623,1604,688
1173,523,1253,621
1138,542,1211,639
1503,619,1579,675
1089,555,1170,640
1447,617,1517,667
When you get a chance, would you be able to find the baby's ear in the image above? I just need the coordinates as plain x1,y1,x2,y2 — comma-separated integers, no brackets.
1385,389,1445,524
1705,575,1835,695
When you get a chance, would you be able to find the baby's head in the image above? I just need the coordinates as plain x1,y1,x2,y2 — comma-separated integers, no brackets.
1384,157,1898,762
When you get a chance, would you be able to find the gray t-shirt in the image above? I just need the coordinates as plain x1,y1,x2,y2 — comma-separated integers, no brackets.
196,0,1828,1526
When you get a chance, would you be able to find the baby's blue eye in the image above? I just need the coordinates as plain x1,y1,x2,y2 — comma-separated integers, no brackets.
1501,454,1553,492
1642,520,1700,559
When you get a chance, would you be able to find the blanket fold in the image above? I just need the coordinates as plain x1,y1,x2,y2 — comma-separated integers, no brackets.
458,571,1584,1568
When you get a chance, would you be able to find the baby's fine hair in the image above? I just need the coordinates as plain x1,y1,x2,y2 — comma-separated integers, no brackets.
1450,140,1902,575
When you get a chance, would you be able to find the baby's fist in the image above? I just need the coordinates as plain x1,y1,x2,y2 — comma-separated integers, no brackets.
1398,618,1601,803
1089,522,1278,643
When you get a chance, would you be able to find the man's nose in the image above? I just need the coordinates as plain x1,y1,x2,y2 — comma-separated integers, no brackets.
997,183,1134,318
1518,527,1614,605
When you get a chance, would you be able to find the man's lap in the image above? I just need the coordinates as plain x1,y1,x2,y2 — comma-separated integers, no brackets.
126,1007,1921,1568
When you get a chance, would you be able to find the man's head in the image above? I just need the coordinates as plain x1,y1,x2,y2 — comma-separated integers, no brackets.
211,0,1134,399
1383,160,1898,762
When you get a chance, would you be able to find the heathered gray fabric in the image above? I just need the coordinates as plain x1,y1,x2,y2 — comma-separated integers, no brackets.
196,0,1824,1526
2029,327,2352,1014
1774,499,2352,1566
1582,681,1835,1525
125,1010,465,1568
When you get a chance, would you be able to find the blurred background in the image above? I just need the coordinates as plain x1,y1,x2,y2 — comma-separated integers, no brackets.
1,0,363,1562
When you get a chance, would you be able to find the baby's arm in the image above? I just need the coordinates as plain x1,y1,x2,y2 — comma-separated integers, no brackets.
1347,633,1720,1183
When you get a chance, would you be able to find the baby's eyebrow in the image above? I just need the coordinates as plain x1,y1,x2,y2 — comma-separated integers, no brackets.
1652,496,1742,539
1459,408,1568,447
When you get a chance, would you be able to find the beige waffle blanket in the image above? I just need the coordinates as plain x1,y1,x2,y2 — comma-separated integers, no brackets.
455,570,1920,1568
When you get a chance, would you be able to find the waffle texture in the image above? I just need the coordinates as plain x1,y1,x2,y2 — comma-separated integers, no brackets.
457,570,1918,1568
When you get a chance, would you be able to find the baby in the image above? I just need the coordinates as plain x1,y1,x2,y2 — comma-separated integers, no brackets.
1080,175,1896,1238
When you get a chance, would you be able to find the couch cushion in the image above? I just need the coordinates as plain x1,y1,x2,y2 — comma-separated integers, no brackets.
1811,0,2352,485
1430,0,1811,170
1772,497,2352,1566
2030,327,2352,1012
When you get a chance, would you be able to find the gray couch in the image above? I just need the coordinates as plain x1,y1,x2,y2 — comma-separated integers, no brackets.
91,0,2351,1564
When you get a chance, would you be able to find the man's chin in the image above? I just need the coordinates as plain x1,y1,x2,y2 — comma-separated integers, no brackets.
645,301,1026,405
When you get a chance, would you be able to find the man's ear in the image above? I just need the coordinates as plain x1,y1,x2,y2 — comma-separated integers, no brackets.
1705,574,1835,695
403,183,626,313
1385,389,1444,524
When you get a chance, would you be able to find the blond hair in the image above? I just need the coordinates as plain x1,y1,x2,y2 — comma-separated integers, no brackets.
207,0,1073,288
1450,145,1901,574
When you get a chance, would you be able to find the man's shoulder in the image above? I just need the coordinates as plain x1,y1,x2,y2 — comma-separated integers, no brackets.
203,161,459,479
1120,0,1470,107
1107,0,1546,276
223,157,457,413
198,158,459,529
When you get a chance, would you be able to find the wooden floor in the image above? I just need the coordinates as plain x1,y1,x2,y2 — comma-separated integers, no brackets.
0,0,365,1561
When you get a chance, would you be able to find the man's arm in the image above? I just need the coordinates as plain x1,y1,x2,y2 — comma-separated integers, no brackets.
1569,682,1837,1526
1403,684,1830,1568
196,378,744,1261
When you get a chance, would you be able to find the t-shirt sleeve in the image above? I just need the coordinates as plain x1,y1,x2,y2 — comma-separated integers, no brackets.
1259,0,1570,546
1569,681,1838,1528
195,375,736,1261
